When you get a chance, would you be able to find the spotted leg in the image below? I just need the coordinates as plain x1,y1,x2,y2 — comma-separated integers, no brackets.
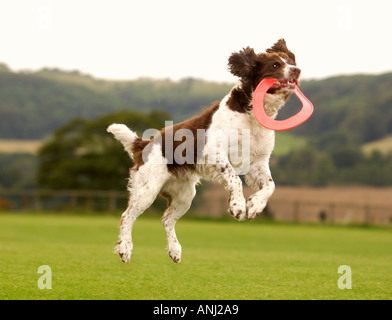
161,177,198,263
245,158,275,220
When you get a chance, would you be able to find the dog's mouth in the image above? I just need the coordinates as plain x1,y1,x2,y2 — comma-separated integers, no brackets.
267,78,298,93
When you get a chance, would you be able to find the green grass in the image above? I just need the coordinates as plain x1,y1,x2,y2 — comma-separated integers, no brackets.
362,134,392,155
0,213,391,300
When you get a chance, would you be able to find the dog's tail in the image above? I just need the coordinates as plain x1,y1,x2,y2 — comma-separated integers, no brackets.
107,123,139,159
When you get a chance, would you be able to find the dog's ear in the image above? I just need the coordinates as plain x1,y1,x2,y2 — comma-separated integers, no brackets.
266,39,296,64
228,47,259,79
266,39,289,54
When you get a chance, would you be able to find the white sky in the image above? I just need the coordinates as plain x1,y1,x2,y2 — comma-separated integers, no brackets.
1,0,392,82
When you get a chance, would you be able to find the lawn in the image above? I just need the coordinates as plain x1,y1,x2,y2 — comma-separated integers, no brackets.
0,213,391,300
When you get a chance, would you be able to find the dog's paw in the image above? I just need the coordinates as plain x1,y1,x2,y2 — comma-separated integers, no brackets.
168,243,182,264
246,195,267,220
114,240,133,263
228,197,247,221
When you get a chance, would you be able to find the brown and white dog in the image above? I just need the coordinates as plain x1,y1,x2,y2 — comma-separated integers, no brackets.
107,39,300,263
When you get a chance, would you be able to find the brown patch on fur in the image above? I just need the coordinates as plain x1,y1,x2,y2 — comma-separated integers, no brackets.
131,138,150,170
162,101,220,175
266,39,296,65
226,39,299,113
160,191,173,207
130,101,220,175
227,87,252,113
118,217,123,228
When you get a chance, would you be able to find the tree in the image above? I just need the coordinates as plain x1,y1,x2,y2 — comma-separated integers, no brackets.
37,110,171,190
330,145,363,168
0,153,37,189
272,146,336,186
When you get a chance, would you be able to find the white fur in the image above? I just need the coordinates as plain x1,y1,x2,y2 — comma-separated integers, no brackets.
107,124,138,160
198,86,281,221
108,84,289,264
280,56,298,80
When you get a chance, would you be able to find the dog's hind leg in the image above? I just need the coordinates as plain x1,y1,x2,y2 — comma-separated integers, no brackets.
116,204,142,263
161,177,198,263
115,159,171,263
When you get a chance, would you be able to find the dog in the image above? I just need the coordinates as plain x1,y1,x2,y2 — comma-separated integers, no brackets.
107,39,301,263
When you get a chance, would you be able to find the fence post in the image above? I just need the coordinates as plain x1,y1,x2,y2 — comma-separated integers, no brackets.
364,205,370,225
329,203,335,225
33,190,42,212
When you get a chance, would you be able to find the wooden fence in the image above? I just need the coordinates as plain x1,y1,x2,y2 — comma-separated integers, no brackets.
0,189,391,225
267,199,392,226
0,189,128,212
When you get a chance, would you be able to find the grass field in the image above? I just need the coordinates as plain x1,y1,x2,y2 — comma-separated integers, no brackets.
0,213,391,300
0,139,42,154
362,134,392,155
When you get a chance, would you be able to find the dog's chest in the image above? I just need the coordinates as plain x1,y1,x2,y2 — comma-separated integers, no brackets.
247,115,275,157
208,101,275,160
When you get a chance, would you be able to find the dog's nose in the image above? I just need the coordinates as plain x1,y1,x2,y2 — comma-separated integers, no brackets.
290,66,301,79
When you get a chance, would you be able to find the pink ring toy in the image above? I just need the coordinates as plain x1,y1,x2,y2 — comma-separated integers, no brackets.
252,78,314,131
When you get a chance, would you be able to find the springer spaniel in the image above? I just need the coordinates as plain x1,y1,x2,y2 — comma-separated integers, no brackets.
108,39,301,263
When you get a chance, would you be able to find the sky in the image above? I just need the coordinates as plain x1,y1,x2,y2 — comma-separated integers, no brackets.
1,0,392,82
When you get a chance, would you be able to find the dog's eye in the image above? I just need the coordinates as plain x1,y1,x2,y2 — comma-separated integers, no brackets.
273,63,280,68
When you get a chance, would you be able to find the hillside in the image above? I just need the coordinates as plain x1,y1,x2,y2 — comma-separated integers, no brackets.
0,65,231,139
284,73,392,147
1,63,392,147
362,135,392,155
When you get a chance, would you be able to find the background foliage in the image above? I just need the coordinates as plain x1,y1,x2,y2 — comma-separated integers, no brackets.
1,64,392,188
37,110,170,190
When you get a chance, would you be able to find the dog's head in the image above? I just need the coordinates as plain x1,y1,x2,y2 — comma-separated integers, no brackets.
228,39,301,96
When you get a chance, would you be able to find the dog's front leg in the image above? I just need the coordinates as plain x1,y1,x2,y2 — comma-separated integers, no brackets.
245,158,275,220
206,153,247,221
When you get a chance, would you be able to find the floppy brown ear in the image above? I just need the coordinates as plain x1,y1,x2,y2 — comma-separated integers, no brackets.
266,38,296,64
266,39,289,54
228,47,259,79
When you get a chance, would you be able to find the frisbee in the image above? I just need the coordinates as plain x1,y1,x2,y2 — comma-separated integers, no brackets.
252,78,314,131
